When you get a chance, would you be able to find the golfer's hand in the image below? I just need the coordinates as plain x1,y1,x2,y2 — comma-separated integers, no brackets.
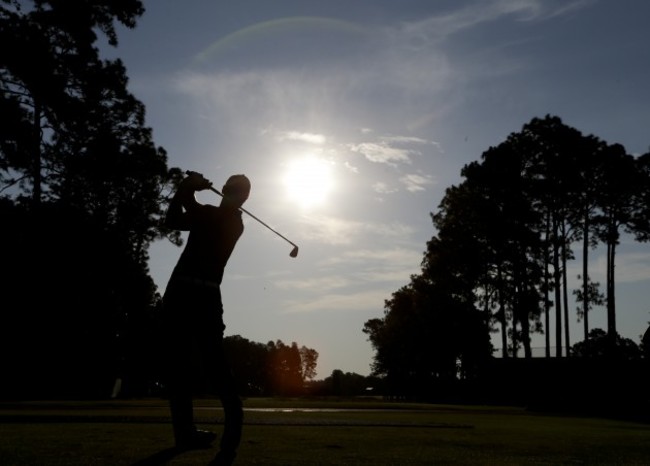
182,171,212,191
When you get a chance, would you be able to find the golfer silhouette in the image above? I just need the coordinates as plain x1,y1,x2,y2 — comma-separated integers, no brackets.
161,171,251,465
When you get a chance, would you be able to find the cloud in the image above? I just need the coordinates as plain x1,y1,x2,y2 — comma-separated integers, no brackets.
274,247,422,296
174,69,357,132
372,222,416,239
344,161,359,173
349,142,414,165
346,131,441,167
297,215,364,245
173,0,597,142
400,173,435,192
372,182,398,194
357,268,419,283
274,275,352,292
268,243,423,307
400,0,593,44
298,214,415,245
380,135,433,145
276,131,326,144
531,0,597,21
321,247,423,267
282,289,389,314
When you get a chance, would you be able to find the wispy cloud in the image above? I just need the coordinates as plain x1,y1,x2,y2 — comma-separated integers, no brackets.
349,142,414,165
321,247,423,267
344,161,359,173
297,215,364,245
274,247,421,295
274,275,352,292
357,268,419,283
531,0,596,21
400,173,435,192
174,0,596,139
372,182,397,194
380,135,434,145
371,221,416,238
282,289,389,314
298,214,415,245
347,134,439,167
401,0,593,44
275,131,326,144
174,69,355,132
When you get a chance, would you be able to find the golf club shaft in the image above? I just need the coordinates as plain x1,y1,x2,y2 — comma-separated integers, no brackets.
184,171,298,253
208,185,298,249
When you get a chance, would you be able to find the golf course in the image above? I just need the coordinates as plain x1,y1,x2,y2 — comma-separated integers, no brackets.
1,397,649,465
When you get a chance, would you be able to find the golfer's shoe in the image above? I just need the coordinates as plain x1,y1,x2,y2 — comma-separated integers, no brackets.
175,429,217,450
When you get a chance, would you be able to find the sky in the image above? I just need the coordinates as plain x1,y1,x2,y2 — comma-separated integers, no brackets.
103,0,650,378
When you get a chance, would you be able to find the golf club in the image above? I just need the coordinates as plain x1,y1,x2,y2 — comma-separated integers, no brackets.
185,170,299,258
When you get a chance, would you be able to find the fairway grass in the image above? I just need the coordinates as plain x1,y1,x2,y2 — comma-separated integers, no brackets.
1,398,649,465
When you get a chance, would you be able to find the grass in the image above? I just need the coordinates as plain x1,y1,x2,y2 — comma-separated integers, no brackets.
1,398,649,465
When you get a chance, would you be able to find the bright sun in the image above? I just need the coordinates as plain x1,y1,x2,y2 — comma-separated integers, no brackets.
283,156,334,208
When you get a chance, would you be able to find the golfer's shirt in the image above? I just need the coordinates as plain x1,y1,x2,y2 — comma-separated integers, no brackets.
171,204,244,286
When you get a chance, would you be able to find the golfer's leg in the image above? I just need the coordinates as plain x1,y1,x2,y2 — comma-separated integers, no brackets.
167,354,195,444
206,338,242,457
162,286,195,444
169,388,194,443
219,375,243,454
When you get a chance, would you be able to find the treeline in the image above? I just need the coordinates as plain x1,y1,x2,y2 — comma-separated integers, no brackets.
223,337,383,398
364,115,650,400
225,337,389,398
222,336,318,397
113,335,321,399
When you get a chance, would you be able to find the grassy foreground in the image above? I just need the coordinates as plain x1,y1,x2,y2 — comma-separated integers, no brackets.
1,398,649,465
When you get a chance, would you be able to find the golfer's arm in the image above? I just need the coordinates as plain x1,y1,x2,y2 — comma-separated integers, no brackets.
165,188,201,230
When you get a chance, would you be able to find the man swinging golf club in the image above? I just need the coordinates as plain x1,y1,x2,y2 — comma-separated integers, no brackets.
161,171,251,465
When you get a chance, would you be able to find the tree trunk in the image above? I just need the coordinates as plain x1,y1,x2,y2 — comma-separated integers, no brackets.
553,218,563,357
32,100,42,207
521,285,532,359
511,306,518,359
582,205,589,342
498,265,508,358
511,265,519,359
544,211,551,358
607,243,618,339
561,220,570,356
606,226,617,339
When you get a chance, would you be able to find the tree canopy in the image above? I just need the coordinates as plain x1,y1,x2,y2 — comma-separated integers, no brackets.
364,115,650,399
0,0,180,398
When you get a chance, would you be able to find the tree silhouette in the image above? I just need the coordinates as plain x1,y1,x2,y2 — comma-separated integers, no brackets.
363,261,491,398
593,143,643,345
222,336,319,397
571,328,642,360
365,114,650,401
0,0,177,398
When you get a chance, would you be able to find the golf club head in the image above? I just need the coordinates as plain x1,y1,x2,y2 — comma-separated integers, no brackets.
290,245,299,258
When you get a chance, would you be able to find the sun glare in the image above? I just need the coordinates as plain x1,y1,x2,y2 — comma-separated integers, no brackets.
283,156,334,208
